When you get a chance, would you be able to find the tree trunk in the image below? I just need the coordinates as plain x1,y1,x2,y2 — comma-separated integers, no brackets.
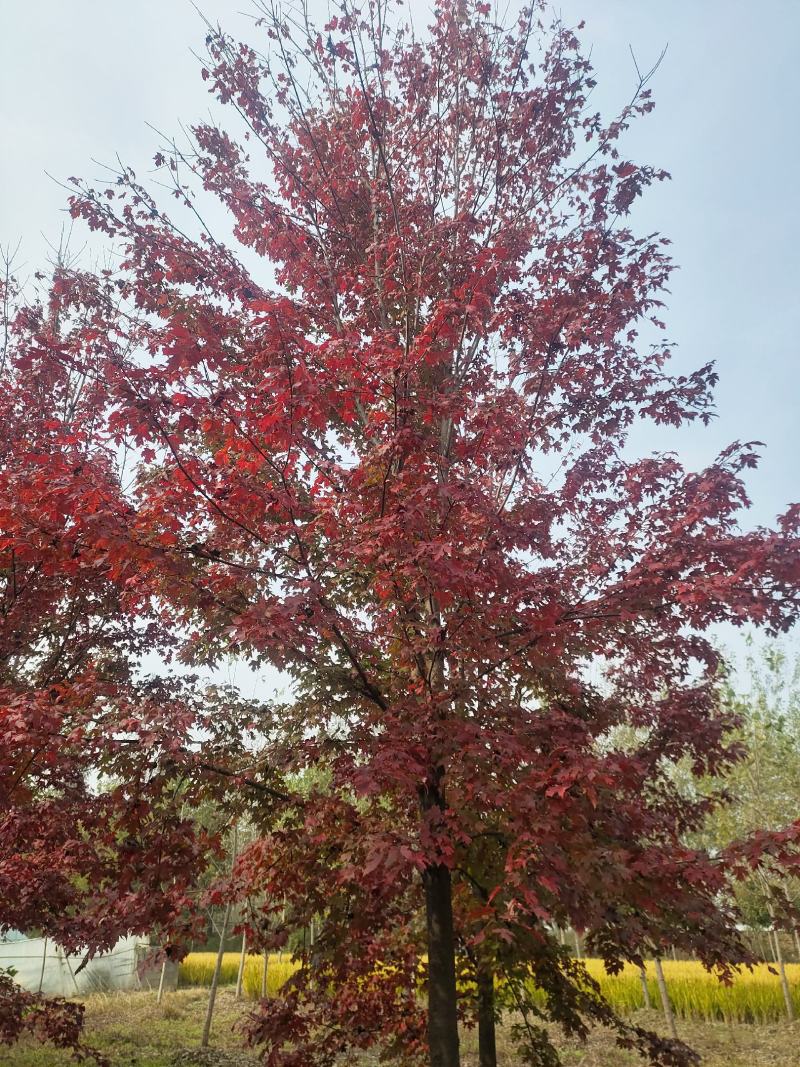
653,957,678,1039
756,931,765,960
772,929,795,1021
476,963,496,1067
201,901,232,1048
761,928,774,962
37,937,48,993
235,931,247,1000
156,960,167,1004
794,928,800,963
639,965,652,1010
261,950,269,998
64,952,81,995
423,862,461,1067
201,825,238,1048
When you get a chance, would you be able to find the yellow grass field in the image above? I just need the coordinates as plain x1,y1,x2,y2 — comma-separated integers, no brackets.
178,950,298,999
567,960,800,1025
179,953,800,1025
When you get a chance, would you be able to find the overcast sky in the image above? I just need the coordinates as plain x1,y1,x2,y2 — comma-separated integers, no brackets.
1,1,798,676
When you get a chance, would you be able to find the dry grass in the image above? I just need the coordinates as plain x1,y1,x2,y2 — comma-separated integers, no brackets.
4,987,800,1066
460,1013,800,1067
3,988,255,1067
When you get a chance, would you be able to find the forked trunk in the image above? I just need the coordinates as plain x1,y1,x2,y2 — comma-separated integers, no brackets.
423,862,461,1067
476,963,497,1067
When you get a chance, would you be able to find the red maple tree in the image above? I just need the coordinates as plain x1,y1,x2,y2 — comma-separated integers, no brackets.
0,264,236,1059
49,2,800,1065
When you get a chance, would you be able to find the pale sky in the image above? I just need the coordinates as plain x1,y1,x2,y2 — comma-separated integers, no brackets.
1,1,798,676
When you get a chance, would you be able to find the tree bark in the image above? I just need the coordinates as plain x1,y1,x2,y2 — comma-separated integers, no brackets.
201,901,233,1048
653,957,678,1039
235,930,247,1000
201,825,237,1048
476,963,497,1067
639,965,652,1010
64,951,81,995
37,937,48,994
761,928,774,962
261,950,269,998
573,929,582,959
156,960,168,1004
423,862,461,1067
772,929,795,1021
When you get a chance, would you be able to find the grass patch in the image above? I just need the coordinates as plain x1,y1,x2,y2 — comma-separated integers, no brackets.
528,960,800,1025
4,963,800,1066
178,952,296,999
2,989,255,1067
179,953,800,1025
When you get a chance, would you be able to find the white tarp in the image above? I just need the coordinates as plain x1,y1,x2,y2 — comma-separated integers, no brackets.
0,932,148,996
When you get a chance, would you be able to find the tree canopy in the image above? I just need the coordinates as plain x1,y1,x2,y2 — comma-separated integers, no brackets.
2,2,799,1066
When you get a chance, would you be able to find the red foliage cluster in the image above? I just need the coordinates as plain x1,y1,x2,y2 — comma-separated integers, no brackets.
0,971,98,1063
0,268,240,1057
2,1,798,1065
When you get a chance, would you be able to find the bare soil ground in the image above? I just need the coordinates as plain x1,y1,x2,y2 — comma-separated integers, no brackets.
5,988,800,1066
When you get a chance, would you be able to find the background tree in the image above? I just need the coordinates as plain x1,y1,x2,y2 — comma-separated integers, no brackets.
692,640,800,957
48,1,800,1065
709,642,800,843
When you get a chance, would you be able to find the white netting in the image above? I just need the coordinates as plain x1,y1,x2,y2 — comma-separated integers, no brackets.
0,933,150,996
